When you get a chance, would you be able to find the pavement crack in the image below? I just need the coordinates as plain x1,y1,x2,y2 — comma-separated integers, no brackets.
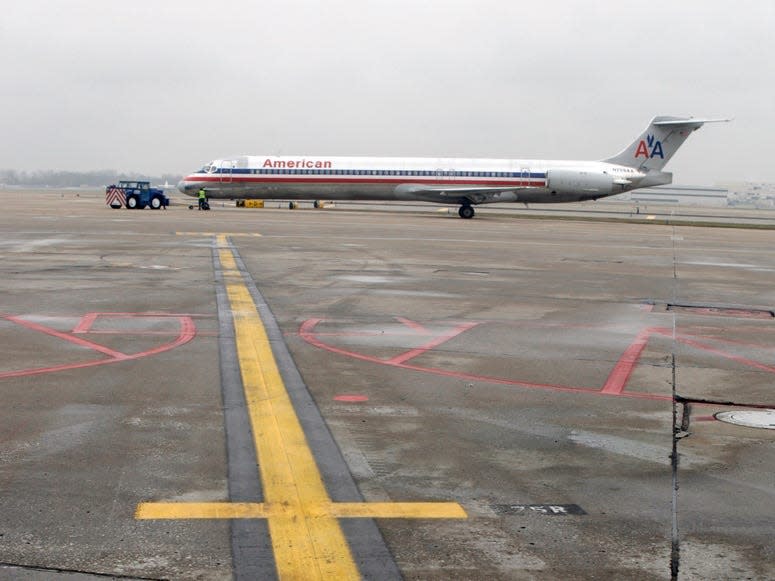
674,394,774,409
670,354,681,581
0,561,168,580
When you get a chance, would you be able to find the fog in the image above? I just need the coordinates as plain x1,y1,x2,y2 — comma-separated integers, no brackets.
2,0,773,184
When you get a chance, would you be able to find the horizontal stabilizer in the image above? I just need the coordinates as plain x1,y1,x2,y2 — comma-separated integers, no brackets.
653,118,732,126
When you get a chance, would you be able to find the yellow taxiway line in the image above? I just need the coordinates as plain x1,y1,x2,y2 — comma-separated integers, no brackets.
137,234,466,579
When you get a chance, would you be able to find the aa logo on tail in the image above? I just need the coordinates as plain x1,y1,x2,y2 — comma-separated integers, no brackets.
634,134,664,159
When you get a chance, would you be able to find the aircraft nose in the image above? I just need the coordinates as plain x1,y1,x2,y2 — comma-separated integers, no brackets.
176,179,188,194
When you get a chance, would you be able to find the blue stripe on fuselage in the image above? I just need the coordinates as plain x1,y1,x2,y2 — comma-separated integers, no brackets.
208,168,547,179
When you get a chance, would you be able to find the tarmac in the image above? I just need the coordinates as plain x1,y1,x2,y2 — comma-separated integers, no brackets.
1,189,774,580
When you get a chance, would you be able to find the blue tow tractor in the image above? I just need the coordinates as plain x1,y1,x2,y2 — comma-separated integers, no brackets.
105,181,170,210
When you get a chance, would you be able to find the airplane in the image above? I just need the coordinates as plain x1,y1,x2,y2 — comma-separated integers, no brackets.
177,116,729,219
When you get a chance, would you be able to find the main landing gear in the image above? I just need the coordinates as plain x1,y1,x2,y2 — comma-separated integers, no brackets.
458,204,475,219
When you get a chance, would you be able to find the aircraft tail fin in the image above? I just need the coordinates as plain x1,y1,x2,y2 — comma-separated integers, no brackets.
604,116,730,171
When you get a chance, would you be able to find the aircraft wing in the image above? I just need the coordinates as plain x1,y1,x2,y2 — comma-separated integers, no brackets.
394,183,539,205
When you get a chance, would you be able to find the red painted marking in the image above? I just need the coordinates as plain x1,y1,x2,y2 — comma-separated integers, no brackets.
5,315,127,359
394,359,643,398
72,313,99,334
0,315,196,380
83,330,218,337
298,319,669,401
687,334,775,351
72,312,212,334
334,395,369,402
652,329,775,374
131,316,196,358
387,322,479,365
299,318,775,405
394,317,431,335
297,330,425,338
301,319,411,367
600,328,654,394
694,416,717,421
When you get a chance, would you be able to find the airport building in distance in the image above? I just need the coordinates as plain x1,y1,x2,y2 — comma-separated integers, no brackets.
610,185,729,207
609,182,775,208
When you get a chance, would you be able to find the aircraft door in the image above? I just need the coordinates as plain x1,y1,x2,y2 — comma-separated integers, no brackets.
219,160,234,183
435,167,453,182
520,166,531,186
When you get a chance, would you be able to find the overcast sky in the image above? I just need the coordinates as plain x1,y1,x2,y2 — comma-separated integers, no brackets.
2,0,773,184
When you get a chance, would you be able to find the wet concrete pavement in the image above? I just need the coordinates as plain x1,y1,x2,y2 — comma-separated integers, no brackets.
1,190,773,579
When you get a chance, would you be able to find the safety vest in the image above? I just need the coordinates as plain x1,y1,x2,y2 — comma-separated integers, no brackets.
198,189,206,199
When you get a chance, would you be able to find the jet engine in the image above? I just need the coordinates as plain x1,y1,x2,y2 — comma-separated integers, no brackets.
546,169,615,197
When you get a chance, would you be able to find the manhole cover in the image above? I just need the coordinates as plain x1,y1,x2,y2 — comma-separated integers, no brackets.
715,409,775,430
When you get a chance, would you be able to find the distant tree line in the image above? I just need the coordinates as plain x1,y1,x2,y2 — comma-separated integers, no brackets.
0,169,182,187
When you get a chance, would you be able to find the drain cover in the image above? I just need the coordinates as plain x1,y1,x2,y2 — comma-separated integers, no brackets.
715,409,775,430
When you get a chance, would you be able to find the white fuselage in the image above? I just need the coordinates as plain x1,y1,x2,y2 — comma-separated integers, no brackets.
178,155,664,207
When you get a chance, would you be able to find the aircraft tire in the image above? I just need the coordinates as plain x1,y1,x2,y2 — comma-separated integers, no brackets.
458,205,475,219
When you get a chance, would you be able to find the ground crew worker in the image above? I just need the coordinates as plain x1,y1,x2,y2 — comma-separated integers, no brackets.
198,187,207,210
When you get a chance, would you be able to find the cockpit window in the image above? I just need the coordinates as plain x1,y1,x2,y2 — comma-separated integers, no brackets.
200,163,217,174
